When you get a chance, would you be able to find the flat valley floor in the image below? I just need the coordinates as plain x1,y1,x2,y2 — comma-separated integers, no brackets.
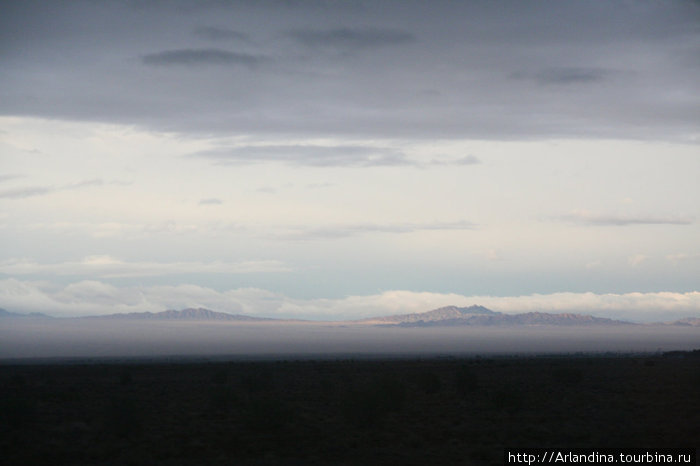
1,354,698,465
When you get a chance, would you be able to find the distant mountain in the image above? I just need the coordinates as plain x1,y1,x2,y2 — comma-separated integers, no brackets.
82,308,273,321
0,308,52,319
3,305,681,326
493,312,630,326
360,305,495,324
363,305,631,327
668,317,700,327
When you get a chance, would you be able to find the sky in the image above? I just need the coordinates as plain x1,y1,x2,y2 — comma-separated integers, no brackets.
1,0,699,322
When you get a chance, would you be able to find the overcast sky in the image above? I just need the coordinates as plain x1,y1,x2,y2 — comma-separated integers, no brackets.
1,0,699,321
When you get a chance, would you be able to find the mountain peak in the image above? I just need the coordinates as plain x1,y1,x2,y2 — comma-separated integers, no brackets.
359,305,635,326
430,305,496,316
360,304,497,324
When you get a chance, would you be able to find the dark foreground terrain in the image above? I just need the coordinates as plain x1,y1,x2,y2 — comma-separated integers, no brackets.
1,353,698,465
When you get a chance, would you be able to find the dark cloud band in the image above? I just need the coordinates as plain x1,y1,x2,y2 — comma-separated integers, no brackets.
289,27,415,50
194,26,249,42
142,48,263,66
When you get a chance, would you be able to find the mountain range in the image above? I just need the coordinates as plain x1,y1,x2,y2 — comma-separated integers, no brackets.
0,308,52,319
2,305,698,326
358,305,495,324
670,317,700,327
79,307,272,321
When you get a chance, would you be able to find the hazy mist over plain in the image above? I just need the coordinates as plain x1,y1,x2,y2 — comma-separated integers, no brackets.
1,319,698,361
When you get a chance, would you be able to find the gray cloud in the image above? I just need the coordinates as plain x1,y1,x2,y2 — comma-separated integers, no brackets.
289,27,415,50
67,179,104,189
512,67,612,85
306,182,334,189
0,186,54,199
0,174,24,183
558,211,694,226
537,67,610,85
1,1,698,141
142,48,263,66
191,144,410,167
199,198,223,205
275,220,476,240
194,26,249,42
0,179,104,199
430,155,481,166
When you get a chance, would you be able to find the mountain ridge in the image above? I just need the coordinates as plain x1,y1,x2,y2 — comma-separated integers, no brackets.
0,305,697,326
384,311,631,327
0,308,53,319
668,317,700,327
79,307,273,321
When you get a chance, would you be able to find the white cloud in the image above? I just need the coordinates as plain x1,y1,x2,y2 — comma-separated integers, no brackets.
191,144,411,167
628,254,648,267
271,220,476,240
666,253,700,264
199,198,223,205
0,256,291,278
1,279,698,322
585,260,602,270
16,221,238,239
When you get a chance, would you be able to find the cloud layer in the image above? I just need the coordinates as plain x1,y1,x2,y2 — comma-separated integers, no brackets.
1,279,698,323
273,221,476,240
193,26,248,42
0,179,104,199
0,256,290,278
192,144,410,167
2,1,698,141
289,27,416,50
